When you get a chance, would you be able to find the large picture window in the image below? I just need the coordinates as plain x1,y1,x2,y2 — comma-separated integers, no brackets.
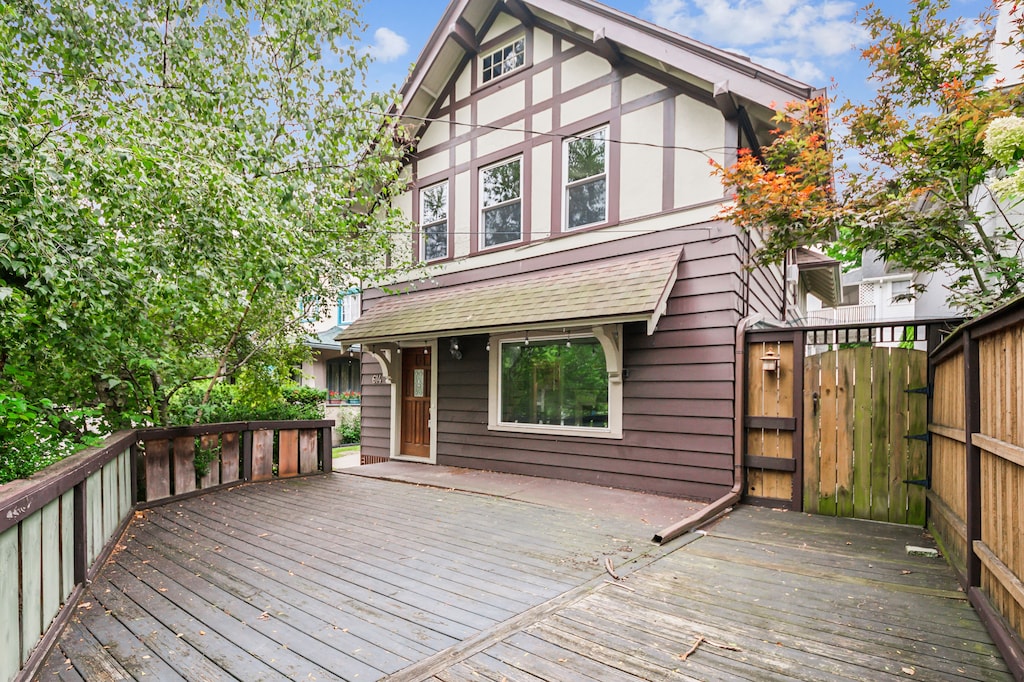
564,127,608,230
420,181,448,261
499,337,608,429
480,157,522,248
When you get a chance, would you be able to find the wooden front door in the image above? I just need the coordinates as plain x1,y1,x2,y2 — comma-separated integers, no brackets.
400,347,431,458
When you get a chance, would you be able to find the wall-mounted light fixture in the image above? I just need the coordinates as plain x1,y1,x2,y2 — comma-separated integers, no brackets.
450,337,462,360
761,348,780,375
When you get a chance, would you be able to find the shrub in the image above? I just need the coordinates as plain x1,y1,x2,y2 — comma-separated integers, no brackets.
337,409,361,444
167,381,326,425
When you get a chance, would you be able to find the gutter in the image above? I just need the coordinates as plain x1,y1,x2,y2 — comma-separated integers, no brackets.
652,313,763,544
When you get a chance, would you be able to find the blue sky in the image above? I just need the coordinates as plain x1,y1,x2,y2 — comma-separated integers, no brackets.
355,0,992,106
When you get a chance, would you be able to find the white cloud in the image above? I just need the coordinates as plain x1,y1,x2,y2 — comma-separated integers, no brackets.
644,0,867,84
364,27,410,63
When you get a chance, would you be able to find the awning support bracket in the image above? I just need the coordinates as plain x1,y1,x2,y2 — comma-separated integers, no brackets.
363,343,400,383
592,325,623,384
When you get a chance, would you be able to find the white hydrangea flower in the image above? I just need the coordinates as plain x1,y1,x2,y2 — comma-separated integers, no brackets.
984,115,1024,166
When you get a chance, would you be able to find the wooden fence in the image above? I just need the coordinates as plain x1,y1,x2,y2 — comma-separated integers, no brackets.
803,346,928,524
929,298,1024,677
0,419,333,682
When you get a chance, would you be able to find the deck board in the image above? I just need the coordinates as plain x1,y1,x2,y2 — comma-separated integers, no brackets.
38,477,1011,681
429,506,1012,682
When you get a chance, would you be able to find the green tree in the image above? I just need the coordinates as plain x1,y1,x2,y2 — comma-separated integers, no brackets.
1,0,410,434
714,0,1024,315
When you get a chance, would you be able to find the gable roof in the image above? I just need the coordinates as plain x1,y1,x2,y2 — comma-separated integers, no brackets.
397,0,820,138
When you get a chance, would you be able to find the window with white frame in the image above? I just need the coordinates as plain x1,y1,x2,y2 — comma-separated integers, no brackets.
890,278,913,303
564,127,608,230
481,37,525,84
337,290,360,325
480,157,522,248
489,330,622,438
420,181,448,261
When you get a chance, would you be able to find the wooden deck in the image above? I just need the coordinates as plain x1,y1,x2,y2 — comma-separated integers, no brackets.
39,475,1010,681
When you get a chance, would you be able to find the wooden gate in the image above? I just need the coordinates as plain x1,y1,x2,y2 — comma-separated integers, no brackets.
744,330,803,508
803,345,928,524
745,323,945,524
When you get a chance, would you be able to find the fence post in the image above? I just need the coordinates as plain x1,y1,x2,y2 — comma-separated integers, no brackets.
963,330,982,588
319,426,333,473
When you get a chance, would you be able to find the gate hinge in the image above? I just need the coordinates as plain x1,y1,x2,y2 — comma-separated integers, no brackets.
905,385,933,397
903,478,931,488
905,433,931,443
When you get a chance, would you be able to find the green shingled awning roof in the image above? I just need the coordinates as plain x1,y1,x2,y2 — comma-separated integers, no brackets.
336,246,682,345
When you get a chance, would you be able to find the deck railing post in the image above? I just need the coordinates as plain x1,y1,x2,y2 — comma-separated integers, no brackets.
72,481,87,586
963,330,982,588
242,430,254,482
319,426,333,473
129,443,139,505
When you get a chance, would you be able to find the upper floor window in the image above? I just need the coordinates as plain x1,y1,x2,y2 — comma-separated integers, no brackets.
299,295,321,323
420,181,448,262
337,290,360,325
481,37,525,84
480,157,522,248
890,279,913,304
564,127,608,230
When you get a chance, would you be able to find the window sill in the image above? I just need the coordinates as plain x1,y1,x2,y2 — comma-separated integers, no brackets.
487,422,622,440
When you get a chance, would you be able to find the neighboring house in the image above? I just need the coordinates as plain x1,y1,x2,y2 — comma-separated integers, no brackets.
337,0,818,498
301,290,362,444
799,249,957,326
785,247,842,323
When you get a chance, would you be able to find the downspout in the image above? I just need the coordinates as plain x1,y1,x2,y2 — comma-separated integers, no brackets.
652,312,762,544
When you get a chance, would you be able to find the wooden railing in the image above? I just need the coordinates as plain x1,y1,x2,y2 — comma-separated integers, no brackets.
929,298,1024,677
135,420,333,503
0,419,333,682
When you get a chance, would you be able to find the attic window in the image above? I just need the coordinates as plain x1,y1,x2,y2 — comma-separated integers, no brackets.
481,37,525,84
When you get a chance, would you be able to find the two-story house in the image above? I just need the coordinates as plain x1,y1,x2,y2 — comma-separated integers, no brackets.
337,0,819,499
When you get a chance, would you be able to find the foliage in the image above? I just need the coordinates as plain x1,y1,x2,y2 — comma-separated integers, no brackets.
193,440,220,479
714,0,1024,315
167,381,326,425
336,408,361,444
0,390,103,483
0,0,411,441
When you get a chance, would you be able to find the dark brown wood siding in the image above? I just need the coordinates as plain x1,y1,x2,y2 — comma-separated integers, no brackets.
359,220,785,499
359,357,391,455
743,229,785,318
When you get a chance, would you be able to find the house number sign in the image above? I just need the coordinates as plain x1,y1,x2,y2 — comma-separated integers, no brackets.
369,373,387,384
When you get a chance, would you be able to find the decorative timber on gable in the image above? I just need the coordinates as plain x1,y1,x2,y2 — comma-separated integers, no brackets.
392,0,821,269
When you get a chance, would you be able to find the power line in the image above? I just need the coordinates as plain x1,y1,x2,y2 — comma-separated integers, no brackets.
358,108,734,157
